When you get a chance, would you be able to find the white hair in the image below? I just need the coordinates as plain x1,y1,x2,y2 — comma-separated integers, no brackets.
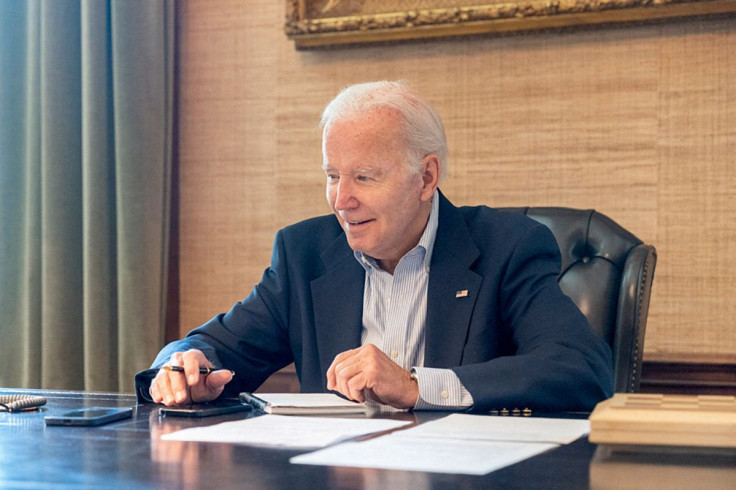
320,80,448,180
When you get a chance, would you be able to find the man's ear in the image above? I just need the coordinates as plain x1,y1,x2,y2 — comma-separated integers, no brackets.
420,154,440,201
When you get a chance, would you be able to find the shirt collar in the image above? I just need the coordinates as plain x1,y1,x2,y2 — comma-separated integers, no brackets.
354,189,439,273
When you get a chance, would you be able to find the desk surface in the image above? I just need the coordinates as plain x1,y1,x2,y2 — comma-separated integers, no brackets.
2,388,734,489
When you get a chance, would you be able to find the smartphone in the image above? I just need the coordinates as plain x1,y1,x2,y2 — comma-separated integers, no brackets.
159,399,251,418
45,406,134,426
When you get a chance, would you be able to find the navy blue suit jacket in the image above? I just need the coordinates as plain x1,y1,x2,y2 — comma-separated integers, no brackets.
145,192,613,412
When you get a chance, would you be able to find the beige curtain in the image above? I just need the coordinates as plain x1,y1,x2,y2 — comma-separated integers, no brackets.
0,0,175,392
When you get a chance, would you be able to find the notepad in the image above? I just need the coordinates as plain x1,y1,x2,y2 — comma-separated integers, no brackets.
239,393,367,415
0,395,47,412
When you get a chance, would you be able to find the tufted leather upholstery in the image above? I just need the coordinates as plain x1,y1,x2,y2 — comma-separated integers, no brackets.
501,207,657,393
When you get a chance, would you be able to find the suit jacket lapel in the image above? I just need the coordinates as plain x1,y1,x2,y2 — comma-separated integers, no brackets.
425,193,483,368
311,234,365,375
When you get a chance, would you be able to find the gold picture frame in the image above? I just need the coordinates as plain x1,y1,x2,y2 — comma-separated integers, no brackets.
285,0,736,48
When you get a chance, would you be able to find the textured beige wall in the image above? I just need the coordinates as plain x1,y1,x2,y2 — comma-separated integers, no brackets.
177,1,736,363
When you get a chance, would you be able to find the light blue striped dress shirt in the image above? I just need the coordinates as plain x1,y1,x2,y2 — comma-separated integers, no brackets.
354,190,474,412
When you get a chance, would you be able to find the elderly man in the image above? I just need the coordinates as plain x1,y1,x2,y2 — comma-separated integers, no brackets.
140,80,613,412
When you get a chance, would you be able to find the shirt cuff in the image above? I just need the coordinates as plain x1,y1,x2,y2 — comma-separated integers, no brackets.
411,367,474,411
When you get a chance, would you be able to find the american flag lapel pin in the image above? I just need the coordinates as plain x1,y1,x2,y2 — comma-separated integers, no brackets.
455,289,469,298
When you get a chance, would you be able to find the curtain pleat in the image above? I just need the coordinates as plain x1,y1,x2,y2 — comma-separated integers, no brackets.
0,0,37,388
81,0,118,391
40,0,85,390
0,0,173,393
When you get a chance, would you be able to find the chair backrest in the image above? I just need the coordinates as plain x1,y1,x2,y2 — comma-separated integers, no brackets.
501,207,657,393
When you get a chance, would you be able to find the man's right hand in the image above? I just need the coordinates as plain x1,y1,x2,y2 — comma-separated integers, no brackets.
149,349,233,406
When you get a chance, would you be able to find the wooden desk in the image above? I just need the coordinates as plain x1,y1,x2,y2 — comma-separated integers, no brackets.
1,388,734,489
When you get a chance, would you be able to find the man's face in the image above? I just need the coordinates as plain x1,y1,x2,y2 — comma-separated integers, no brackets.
322,109,435,273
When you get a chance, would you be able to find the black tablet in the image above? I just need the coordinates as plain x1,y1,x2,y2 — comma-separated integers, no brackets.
158,399,251,418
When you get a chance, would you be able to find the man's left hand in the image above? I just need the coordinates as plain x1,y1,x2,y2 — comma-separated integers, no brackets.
326,344,419,409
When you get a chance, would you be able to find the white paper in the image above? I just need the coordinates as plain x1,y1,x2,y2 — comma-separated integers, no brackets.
291,414,590,475
160,414,410,449
291,435,557,475
404,413,590,444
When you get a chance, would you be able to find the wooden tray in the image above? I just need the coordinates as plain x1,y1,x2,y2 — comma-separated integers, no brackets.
589,393,736,449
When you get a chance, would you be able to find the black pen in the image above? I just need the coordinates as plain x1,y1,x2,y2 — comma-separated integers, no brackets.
161,365,235,376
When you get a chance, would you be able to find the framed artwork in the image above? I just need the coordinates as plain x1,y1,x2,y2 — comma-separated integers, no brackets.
285,0,736,48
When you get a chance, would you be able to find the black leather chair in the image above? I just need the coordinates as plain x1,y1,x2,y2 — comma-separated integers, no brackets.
502,207,657,393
